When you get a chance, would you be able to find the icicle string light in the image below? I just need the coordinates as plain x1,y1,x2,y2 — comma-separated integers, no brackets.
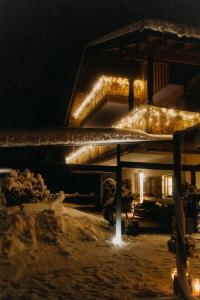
115,105,200,134
65,145,113,164
72,76,129,124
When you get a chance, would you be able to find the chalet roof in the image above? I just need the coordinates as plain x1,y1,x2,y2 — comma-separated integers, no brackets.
88,18,200,47
67,18,200,125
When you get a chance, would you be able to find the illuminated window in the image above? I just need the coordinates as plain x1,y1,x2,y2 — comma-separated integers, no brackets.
162,175,173,198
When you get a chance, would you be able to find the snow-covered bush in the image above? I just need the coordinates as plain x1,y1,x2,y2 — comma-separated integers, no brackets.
182,183,200,231
3,169,50,205
168,233,195,257
102,178,116,205
102,178,134,225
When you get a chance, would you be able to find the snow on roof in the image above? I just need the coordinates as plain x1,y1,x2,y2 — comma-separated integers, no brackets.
87,18,200,47
0,127,171,148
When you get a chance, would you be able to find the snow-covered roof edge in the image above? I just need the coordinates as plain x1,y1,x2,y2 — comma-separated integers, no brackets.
87,18,200,47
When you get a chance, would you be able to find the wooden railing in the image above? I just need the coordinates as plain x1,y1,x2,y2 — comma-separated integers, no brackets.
153,62,169,95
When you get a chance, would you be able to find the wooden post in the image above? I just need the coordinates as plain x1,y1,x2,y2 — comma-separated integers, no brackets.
116,145,122,242
191,170,196,186
147,58,154,105
98,174,103,210
128,77,134,111
173,132,194,299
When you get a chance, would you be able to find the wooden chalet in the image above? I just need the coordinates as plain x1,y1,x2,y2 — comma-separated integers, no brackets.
64,18,200,206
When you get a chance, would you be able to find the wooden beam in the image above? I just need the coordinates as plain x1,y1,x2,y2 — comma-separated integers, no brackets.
191,170,196,186
0,161,117,173
138,36,200,66
52,163,117,173
183,125,200,150
120,161,199,171
147,58,154,104
98,174,103,209
173,133,192,299
128,77,134,110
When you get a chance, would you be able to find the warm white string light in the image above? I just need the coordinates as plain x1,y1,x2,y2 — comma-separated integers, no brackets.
65,144,114,164
65,146,94,164
72,76,129,123
115,105,200,133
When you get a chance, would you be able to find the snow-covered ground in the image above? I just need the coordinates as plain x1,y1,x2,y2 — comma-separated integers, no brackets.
0,206,200,300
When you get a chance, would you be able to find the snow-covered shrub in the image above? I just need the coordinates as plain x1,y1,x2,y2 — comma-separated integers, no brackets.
3,169,50,205
102,178,134,210
102,178,134,225
168,233,195,257
102,178,116,205
182,183,200,232
102,178,115,225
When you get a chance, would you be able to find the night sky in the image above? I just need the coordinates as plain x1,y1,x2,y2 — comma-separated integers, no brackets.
0,0,200,128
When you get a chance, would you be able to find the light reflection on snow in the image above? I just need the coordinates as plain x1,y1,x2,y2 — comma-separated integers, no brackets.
111,236,124,246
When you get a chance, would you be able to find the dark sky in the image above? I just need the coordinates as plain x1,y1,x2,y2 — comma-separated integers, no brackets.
0,0,200,128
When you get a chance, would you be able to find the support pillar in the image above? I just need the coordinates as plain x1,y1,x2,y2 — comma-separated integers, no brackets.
98,174,103,210
191,170,196,186
147,58,154,105
173,133,193,299
128,77,134,111
115,145,122,243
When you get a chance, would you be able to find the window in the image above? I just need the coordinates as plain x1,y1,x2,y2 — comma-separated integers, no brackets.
162,175,173,198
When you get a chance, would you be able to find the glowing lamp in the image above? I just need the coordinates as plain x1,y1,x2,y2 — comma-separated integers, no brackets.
134,79,144,99
139,171,144,203
192,278,200,296
171,267,192,297
171,268,177,280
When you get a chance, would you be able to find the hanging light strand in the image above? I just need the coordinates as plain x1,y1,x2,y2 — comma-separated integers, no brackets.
72,76,129,124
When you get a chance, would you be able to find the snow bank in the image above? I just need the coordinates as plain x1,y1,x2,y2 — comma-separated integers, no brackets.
1,205,199,299
0,205,110,257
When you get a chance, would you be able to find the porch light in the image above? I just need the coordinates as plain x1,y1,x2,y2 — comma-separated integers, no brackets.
171,268,178,280
139,171,144,203
192,278,200,296
171,267,192,296
134,79,144,99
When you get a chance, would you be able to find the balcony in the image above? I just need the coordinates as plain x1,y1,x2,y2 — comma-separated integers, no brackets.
69,76,147,127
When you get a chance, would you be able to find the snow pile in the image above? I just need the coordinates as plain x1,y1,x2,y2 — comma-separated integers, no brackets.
0,206,110,257
1,205,200,299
